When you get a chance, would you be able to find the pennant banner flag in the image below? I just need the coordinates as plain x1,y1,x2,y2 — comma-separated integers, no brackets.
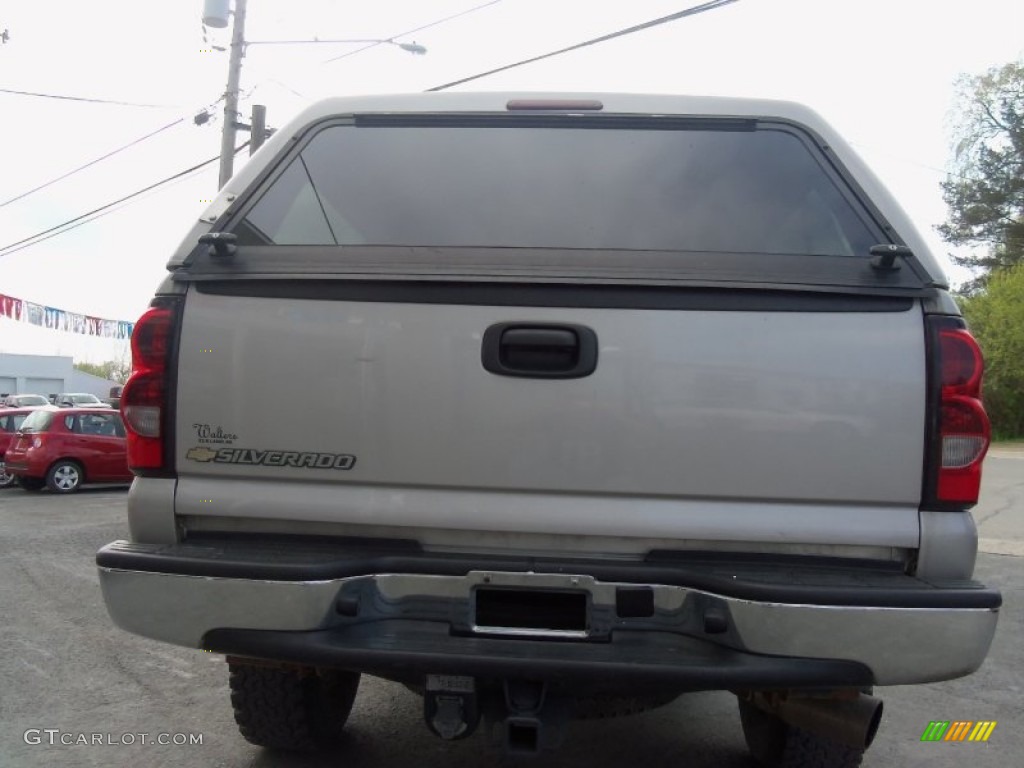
0,293,135,339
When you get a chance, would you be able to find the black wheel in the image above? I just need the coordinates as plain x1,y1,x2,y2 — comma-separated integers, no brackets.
46,460,84,493
16,476,46,491
738,698,867,768
229,662,361,751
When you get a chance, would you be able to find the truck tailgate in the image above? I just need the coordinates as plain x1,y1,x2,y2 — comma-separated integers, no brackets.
172,288,924,549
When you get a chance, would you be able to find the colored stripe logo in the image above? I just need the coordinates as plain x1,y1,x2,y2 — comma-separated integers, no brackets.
921,721,996,742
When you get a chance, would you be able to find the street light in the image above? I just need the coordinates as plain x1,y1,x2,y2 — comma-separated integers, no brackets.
246,38,427,55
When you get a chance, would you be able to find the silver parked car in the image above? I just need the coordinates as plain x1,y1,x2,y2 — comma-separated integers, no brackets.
0,394,50,408
55,393,111,408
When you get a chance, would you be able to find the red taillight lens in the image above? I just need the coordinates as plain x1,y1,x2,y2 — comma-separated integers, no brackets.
939,329,983,397
122,303,177,472
131,306,174,371
927,320,990,507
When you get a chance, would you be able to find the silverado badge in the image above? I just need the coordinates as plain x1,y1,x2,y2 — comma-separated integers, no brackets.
185,446,356,470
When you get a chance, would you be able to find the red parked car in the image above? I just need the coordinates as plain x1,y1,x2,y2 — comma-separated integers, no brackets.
4,407,132,493
1,407,39,488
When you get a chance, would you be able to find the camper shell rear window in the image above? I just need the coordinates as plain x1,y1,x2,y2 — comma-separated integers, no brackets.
230,115,884,258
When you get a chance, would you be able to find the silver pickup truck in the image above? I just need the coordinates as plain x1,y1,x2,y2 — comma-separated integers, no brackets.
97,93,999,766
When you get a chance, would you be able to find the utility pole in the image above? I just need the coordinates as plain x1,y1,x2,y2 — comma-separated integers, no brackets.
206,0,425,183
218,0,248,189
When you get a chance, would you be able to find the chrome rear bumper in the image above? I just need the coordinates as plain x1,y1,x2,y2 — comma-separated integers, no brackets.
97,540,999,686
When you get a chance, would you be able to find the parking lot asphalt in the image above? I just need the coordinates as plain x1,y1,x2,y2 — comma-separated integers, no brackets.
0,458,1020,768
977,448,1024,555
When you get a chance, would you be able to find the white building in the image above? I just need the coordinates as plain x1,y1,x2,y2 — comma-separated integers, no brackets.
0,353,121,400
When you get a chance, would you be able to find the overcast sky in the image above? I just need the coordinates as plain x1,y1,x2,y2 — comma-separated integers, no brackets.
1,0,1022,363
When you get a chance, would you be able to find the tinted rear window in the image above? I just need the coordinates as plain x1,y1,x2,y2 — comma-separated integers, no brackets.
20,410,55,432
69,412,125,437
233,123,879,257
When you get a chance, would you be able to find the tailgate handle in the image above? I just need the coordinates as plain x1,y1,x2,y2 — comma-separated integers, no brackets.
481,323,598,379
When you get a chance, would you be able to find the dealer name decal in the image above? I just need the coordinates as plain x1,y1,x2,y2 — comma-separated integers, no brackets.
192,423,238,445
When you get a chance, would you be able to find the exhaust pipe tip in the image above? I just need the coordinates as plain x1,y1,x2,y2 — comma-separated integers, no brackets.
748,691,884,750
862,697,884,748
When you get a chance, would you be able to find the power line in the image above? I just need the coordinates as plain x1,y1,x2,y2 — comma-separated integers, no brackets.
0,118,186,209
428,0,740,91
0,86,181,109
322,0,505,65
0,90,228,208
241,0,506,104
0,143,250,260
0,0,737,256
3,2,506,213
848,141,945,173
1,3,503,237
0,163,219,260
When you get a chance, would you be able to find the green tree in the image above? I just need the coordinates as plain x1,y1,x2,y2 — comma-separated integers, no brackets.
960,264,1024,438
938,60,1024,296
74,358,131,384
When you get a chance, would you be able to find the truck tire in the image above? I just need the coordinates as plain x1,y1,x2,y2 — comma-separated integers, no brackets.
738,699,866,768
229,662,360,751
779,726,865,768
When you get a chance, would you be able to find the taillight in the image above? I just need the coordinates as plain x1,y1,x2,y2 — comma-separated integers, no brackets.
122,299,179,473
924,317,990,508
